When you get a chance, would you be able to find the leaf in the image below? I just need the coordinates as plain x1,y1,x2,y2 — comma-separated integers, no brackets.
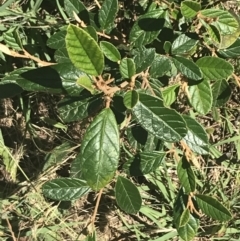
212,79,231,107
54,47,71,63
218,38,240,58
58,96,101,123
200,9,239,35
174,190,199,241
195,194,232,221
66,24,104,76
0,81,23,98
124,151,166,176
172,56,203,81
120,58,136,78
15,63,85,96
182,115,209,155
129,9,165,47
162,84,180,106
149,54,171,78
172,34,198,55
133,47,155,73
64,0,87,18
115,176,142,214
196,56,234,80
100,41,121,62
42,178,90,201
43,142,73,171
76,75,96,94
77,108,120,190
132,93,187,142
179,208,190,227
188,79,212,115
3,27,22,50
47,30,66,49
98,0,118,32
178,214,199,241
180,1,201,18
177,157,196,194
123,90,139,109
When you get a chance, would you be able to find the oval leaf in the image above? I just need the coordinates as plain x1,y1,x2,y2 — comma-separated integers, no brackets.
182,115,209,155
120,58,136,78
98,0,118,32
172,56,203,81
177,157,196,194
100,41,121,62
195,194,232,221
181,1,201,18
42,178,90,201
212,79,231,107
66,24,104,76
78,108,120,190
172,34,198,55
115,176,142,214
188,79,212,115
123,90,139,109
132,93,187,142
196,56,234,80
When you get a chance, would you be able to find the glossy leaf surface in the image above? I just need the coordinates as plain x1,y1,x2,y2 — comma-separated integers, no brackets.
77,108,120,190
115,176,142,214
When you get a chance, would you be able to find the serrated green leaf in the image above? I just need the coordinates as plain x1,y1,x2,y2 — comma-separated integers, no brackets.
120,58,136,78
129,9,165,47
124,151,165,176
100,41,121,62
42,178,90,201
123,90,139,109
149,55,171,78
196,56,234,80
172,56,203,81
98,0,118,32
162,84,180,106
66,24,104,75
115,176,142,214
177,157,196,194
182,115,209,155
14,63,85,96
58,96,101,123
212,79,231,107
133,47,155,73
132,93,187,142
43,142,73,171
64,0,87,18
78,108,120,190
172,34,198,55
188,79,212,115
195,194,232,221
180,1,201,18
47,30,66,49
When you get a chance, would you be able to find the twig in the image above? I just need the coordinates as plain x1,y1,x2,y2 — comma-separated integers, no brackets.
94,0,101,8
0,43,55,66
91,188,103,229
6,218,17,241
